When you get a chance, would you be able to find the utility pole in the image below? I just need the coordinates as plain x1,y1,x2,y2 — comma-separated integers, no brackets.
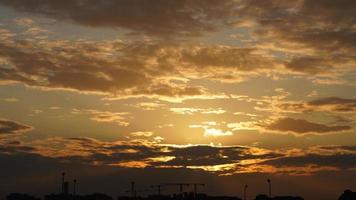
61,172,65,194
244,184,248,200
192,184,205,200
131,182,136,198
267,179,271,199
73,179,77,196
163,183,190,200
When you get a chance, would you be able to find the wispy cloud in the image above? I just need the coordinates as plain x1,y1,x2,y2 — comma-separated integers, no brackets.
263,117,351,136
0,118,33,134
72,109,131,126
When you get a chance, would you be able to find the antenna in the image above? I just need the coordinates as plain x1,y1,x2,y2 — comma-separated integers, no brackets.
163,183,190,194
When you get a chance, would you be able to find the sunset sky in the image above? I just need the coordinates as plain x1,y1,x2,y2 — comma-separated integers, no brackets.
0,1,355,200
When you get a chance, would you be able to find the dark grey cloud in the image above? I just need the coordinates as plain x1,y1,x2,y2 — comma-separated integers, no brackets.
265,117,351,134
0,0,236,37
264,153,356,170
2,137,356,194
2,138,356,180
1,148,356,200
240,0,356,74
308,97,356,112
1,1,354,96
0,119,33,134
23,137,281,169
1,0,354,78
157,145,282,167
0,144,36,154
278,97,356,113
318,145,356,152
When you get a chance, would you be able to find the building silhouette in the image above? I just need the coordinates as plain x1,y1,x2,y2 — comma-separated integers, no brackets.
338,190,356,200
6,193,41,200
118,192,241,200
254,194,303,200
44,193,113,200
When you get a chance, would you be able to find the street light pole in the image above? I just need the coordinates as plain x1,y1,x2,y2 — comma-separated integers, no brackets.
244,184,248,200
267,179,271,199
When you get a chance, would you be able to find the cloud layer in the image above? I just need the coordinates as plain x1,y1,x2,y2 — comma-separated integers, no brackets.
0,0,236,37
1,136,355,177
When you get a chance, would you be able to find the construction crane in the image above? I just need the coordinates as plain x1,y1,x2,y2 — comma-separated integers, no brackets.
163,183,190,194
125,189,153,197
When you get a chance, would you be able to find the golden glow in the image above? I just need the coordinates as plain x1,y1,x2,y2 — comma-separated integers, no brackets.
204,128,233,137
187,163,237,172
0,1,354,187
147,156,176,162
110,161,150,168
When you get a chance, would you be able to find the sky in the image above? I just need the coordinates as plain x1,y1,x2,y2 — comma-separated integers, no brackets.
0,1,355,200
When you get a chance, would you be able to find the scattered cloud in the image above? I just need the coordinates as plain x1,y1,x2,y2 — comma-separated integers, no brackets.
170,107,226,115
130,131,154,137
308,97,356,112
189,122,233,137
0,34,239,102
14,18,34,27
263,117,351,135
130,102,165,111
72,109,130,127
227,122,258,131
0,118,33,134
278,97,356,113
2,97,18,102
